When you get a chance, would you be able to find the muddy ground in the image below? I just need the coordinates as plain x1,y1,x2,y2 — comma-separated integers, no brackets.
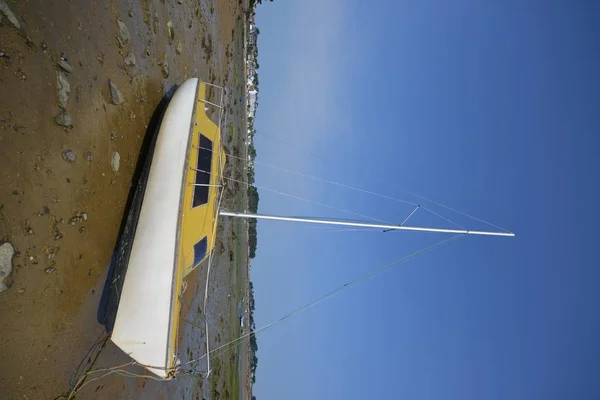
0,0,250,399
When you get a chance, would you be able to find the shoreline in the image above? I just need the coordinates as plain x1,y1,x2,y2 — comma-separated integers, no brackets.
0,0,251,399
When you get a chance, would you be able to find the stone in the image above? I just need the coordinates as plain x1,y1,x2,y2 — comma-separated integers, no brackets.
62,150,76,162
116,19,131,48
86,151,93,162
108,79,124,105
55,112,73,131
111,151,120,172
57,71,70,108
162,53,169,78
124,52,136,66
58,59,73,73
0,242,15,292
0,0,20,30
176,41,183,55
167,20,174,45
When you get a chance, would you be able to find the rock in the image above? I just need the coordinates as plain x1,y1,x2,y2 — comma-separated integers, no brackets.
57,71,70,108
167,20,174,44
124,52,136,66
62,150,76,162
108,79,124,105
116,19,131,48
162,53,169,78
0,0,20,30
45,264,55,274
111,151,120,172
176,41,183,55
55,112,73,131
0,242,15,292
86,151,93,162
43,206,50,214
40,41,48,51
58,59,73,73
128,10,133,18
153,12,158,33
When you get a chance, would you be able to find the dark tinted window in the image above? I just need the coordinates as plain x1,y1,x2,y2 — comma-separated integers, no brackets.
193,237,208,267
193,135,213,207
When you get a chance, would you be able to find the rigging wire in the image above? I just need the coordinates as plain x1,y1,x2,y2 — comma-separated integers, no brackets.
194,166,393,224
197,144,509,231
182,233,463,370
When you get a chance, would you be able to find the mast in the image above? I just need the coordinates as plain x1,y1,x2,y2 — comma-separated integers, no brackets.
219,211,515,237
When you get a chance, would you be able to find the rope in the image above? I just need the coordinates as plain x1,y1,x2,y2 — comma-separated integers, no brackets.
196,144,509,232
182,233,462,369
195,165,392,224
400,189,512,232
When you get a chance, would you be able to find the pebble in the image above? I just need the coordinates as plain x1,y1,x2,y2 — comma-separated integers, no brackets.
167,20,174,44
109,79,124,105
116,19,131,48
57,71,70,109
162,53,169,78
124,52,136,66
55,112,73,131
111,151,120,172
0,0,20,30
86,151,93,162
0,242,15,293
176,41,183,55
62,150,76,162
58,59,73,73
45,264,56,274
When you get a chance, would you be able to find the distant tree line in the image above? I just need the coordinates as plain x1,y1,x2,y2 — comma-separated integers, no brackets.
249,281,258,384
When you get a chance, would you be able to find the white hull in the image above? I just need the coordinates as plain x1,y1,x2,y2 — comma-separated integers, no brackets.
111,79,198,377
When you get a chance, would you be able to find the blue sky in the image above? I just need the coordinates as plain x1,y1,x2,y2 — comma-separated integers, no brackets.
249,1,600,399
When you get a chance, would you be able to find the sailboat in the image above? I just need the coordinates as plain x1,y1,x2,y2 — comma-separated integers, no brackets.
108,78,227,378
105,78,514,379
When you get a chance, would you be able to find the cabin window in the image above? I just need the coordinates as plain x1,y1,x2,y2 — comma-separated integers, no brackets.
193,237,208,267
193,135,213,207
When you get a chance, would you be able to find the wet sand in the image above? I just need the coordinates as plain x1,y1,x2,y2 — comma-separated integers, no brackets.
0,1,250,399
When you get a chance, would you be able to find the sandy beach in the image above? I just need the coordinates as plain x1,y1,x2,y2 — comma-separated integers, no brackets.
0,0,251,399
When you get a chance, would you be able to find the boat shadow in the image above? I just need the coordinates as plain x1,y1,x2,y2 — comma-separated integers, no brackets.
97,85,178,334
